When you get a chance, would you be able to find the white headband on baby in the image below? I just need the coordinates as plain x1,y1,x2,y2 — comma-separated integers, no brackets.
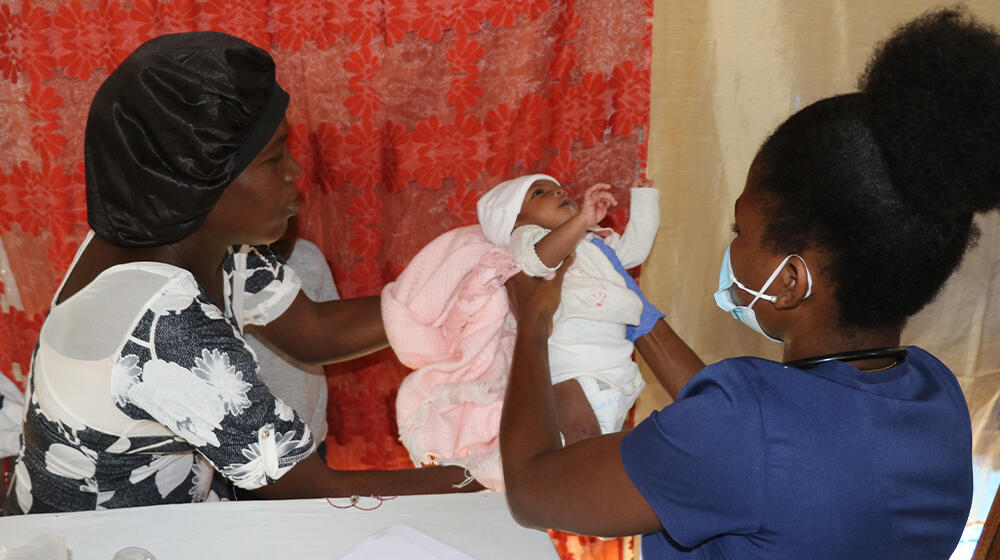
476,173,559,246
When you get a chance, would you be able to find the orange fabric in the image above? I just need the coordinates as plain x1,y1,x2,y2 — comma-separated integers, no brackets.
0,2,649,557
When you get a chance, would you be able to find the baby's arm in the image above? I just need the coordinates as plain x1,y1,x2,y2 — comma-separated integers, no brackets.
603,179,659,269
534,184,617,268
553,379,602,446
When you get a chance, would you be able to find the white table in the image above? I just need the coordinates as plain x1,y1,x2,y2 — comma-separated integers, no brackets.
0,492,559,559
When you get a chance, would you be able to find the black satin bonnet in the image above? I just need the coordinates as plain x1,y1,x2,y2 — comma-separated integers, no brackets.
84,31,289,248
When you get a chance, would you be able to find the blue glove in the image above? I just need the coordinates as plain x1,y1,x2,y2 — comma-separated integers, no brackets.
590,237,664,342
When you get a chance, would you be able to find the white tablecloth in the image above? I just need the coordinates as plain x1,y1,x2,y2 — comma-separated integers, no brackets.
0,492,559,559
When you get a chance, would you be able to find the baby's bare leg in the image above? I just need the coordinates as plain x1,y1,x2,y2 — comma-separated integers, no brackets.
553,379,602,446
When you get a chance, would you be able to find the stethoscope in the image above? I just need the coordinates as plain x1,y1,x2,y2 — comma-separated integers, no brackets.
784,347,908,369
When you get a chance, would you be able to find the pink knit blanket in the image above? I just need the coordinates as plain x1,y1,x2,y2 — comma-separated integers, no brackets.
382,225,520,491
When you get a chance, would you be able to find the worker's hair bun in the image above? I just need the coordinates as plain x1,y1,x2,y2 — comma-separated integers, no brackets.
860,7,1000,221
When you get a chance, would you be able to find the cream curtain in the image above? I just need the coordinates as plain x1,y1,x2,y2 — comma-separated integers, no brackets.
641,0,1000,532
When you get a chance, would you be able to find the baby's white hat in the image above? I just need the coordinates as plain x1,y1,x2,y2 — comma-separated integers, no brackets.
477,173,559,246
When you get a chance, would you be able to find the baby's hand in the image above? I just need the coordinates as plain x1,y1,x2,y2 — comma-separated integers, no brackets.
579,183,617,227
633,176,654,189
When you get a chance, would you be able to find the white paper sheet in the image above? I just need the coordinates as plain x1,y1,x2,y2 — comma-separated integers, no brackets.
339,524,476,560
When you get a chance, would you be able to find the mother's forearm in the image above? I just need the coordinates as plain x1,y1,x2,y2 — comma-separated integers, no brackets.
251,453,482,500
307,295,388,364
251,293,388,365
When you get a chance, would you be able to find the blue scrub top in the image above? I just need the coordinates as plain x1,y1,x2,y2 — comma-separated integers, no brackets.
621,346,971,559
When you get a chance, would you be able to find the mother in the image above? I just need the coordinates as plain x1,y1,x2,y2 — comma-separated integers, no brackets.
6,31,473,514
501,8,1000,558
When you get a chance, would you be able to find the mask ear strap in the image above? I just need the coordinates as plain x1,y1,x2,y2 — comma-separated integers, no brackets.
728,257,770,306
734,255,791,307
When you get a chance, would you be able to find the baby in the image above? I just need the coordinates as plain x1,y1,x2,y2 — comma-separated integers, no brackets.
477,173,660,444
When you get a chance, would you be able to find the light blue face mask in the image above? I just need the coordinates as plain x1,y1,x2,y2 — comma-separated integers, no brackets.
713,246,812,343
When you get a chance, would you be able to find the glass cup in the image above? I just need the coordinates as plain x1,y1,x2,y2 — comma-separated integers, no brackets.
112,547,156,560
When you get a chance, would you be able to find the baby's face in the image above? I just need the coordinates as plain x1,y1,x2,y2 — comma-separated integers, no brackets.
515,180,578,230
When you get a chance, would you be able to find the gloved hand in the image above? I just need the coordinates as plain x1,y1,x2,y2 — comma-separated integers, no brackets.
589,237,664,342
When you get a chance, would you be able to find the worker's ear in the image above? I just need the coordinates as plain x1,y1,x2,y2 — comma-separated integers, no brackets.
772,255,811,311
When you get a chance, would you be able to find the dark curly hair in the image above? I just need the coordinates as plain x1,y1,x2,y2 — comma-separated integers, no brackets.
752,7,1000,329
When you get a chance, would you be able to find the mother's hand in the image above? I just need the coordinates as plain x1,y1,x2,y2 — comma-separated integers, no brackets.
505,254,574,333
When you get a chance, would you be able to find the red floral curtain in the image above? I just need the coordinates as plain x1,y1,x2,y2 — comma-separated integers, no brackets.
0,1,649,557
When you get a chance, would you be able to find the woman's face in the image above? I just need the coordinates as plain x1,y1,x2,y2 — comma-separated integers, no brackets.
202,118,302,246
727,161,787,333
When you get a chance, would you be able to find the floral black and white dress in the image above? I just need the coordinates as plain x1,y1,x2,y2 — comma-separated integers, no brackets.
5,233,315,514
